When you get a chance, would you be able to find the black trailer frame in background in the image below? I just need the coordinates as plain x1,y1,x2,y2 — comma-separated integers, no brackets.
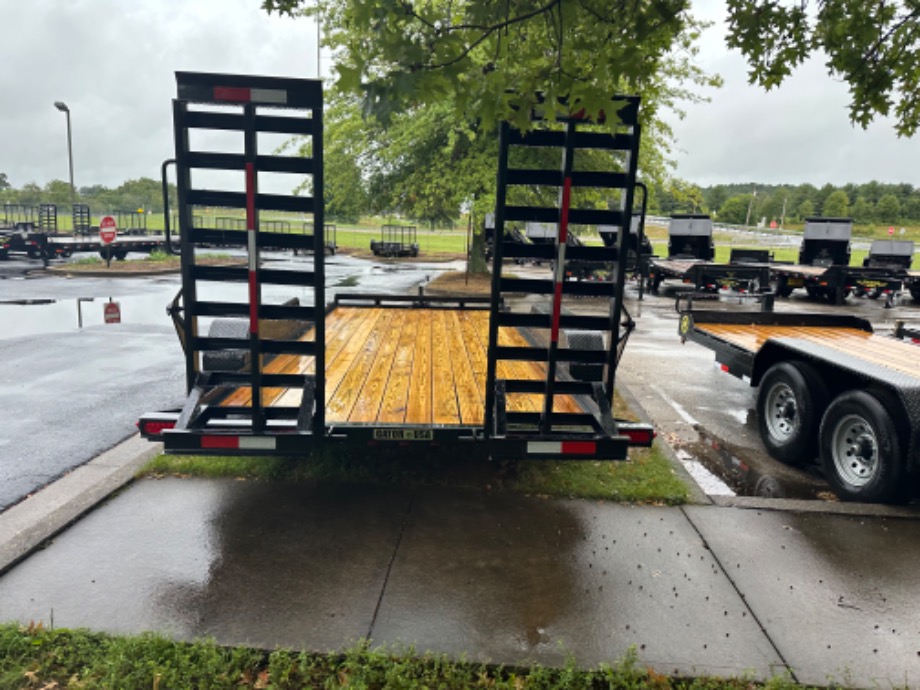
371,224,419,257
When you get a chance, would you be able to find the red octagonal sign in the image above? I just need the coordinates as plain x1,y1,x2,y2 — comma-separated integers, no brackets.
99,215,117,244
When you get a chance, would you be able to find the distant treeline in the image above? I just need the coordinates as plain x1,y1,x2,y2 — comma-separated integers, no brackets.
4,172,920,229
651,180,920,226
0,175,176,215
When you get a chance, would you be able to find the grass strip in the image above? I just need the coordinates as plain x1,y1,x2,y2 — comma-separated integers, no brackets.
141,443,689,505
0,623,811,689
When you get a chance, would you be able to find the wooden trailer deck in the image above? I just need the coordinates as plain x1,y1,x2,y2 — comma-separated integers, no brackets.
696,322,920,380
220,307,584,425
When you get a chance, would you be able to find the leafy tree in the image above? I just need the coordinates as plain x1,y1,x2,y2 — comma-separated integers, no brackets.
726,0,920,136
850,197,873,223
718,194,751,224
905,194,920,221
876,193,901,222
266,1,717,133
822,190,850,218
797,198,815,220
17,183,42,206
705,185,730,213
310,98,370,223
0,172,9,190
43,179,74,206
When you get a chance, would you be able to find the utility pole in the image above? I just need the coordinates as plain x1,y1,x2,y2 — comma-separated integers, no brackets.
745,187,757,227
780,196,787,230
54,101,75,209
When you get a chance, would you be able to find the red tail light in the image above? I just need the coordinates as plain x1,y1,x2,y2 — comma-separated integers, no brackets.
142,420,176,436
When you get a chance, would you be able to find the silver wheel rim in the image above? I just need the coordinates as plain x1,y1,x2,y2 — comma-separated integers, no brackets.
832,414,878,488
765,381,798,442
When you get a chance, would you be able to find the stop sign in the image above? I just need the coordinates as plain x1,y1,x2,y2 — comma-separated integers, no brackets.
103,301,121,324
99,215,117,244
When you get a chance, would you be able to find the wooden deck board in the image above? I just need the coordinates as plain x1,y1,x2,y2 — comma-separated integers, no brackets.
326,309,393,421
405,310,433,424
348,310,407,423
446,310,484,424
699,323,920,380
219,306,589,425
377,312,418,423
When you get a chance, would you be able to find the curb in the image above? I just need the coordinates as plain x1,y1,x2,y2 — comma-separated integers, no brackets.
0,435,162,574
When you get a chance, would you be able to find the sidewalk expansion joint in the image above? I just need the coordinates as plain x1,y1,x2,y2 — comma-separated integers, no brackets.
679,505,797,683
367,493,415,640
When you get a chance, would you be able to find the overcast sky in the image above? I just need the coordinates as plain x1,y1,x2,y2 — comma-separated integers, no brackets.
1,0,915,191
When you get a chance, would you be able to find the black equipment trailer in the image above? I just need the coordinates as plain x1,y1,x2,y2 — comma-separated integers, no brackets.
649,214,769,294
679,306,920,503
371,224,419,257
768,218,903,305
138,71,654,462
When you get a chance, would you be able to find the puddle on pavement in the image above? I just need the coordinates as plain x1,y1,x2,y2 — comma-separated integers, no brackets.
680,425,828,500
0,256,466,341
0,292,176,339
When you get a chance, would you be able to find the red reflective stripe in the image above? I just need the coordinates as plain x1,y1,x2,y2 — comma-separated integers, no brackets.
549,175,573,345
246,163,259,334
550,281,564,343
214,86,250,102
202,436,239,449
558,177,572,243
720,364,729,372
560,441,596,454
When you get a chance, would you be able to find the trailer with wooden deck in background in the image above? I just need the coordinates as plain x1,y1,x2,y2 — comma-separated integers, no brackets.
678,307,920,503
138,72,654,464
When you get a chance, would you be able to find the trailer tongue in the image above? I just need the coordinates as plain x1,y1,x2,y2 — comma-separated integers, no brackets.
139,72,653,461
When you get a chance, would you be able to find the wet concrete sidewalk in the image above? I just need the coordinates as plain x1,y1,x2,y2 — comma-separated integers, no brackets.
2,477,920,688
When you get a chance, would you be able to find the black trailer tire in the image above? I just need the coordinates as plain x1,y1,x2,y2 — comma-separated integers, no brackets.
911,285,920,302
757,361,828,465
769,275,793,298
819,390,905,503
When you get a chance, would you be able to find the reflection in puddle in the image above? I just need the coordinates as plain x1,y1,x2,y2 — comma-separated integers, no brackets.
0,291,177,340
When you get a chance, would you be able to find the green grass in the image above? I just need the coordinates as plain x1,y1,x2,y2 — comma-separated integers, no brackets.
0,623,814,689
512,446,689,504
71,255,103,265
141,443,689,505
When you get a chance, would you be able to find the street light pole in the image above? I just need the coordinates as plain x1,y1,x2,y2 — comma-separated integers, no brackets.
54,101,75,210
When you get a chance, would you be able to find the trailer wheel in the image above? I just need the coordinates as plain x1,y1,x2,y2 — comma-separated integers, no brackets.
769,275,793,298
757,361,828,465
819,390,905,503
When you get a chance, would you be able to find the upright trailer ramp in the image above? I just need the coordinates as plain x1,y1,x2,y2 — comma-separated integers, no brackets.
169,72,326,446
484,100,645,455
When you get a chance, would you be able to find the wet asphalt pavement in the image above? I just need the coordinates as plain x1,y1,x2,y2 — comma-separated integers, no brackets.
4,252,920,686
